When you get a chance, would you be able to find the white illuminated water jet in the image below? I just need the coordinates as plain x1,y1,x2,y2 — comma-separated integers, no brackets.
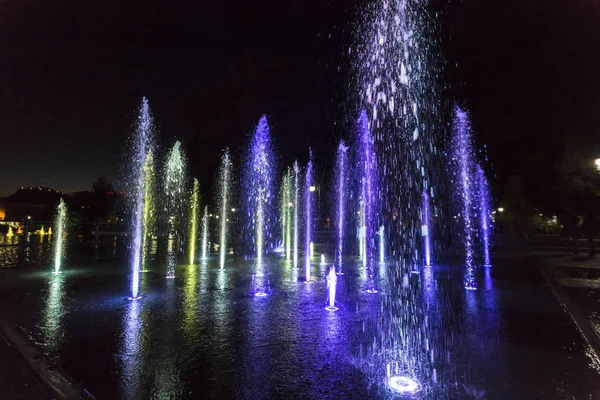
188,178,200,265
218,149,232,269
325,266,338,311
201,205,208,260
378,225,385,264
335,141,348,274
305,151,314,283
293,161,300,268
280,169,293,261
320,254,326,265
129,97,153,299
422,190,431,267
164,141,187,279
52,199,67,274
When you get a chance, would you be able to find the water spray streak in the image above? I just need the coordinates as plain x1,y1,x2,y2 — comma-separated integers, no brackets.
357,111,377,292
422,191,431,267
378,225,385,264
52,199,67,274
293,161,300,268
130,97,153,299
335,141,348,274
201,205,208,260
453,107,476,290
476,165,492,267
325,266,338,311
141,151,155,272
188,178,200,265
280,169,293,261
305,151,314,282
164,141,187,279
218,149,232,269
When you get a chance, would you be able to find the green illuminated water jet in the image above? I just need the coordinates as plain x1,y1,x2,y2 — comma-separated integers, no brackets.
52,199,68,274
141,150,155,272
188,178,200,265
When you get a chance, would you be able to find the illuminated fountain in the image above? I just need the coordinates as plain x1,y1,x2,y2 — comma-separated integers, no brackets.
325,266,338,311
218,149,232,269
188,178,200,265
280,168,293,261
293,161,300,268
453,107,476,290
378,225,385,264
476,165,492,267
304,150,314,283
164,141,187,279
141,150,156,273
334,140,348,274
48,227,52,235
320,254,326,266
6,226,13,237
243,116,276,296
422,190,432,267
357,111,378,293
52,199,68,275
128,97,153,300
201,205,208,260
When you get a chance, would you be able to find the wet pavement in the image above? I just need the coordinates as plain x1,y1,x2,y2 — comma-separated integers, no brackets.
0,254,599,399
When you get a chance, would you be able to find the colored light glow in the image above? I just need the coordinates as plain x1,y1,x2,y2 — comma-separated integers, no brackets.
219,150,232,269
388,376,420,394
497,207,504,213
305,151,314,282
188,178,200,265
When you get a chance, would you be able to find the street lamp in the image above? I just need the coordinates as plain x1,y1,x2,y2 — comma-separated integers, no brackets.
497,207,504,213
231,208,236,212
309,186,316,192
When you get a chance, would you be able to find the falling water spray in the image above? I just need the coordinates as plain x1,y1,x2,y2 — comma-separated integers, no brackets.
188,178,200,265
141,151,155,272
476,165,492,267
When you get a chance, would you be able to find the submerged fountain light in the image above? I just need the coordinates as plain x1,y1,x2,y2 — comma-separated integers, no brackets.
325,266,338,311
388,376,420,395
188,178,200,265
129,97,153,300
334,141,349,275
305,150,314,283
52,199,68,275
164,141,187,279
218,149,232,269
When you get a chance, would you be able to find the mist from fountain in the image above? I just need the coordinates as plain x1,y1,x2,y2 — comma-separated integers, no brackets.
164,141,187,279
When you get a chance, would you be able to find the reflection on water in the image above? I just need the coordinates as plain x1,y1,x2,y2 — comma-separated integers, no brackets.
121,299,143,400
41,273,66,356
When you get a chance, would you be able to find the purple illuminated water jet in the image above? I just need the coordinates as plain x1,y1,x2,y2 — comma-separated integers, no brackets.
305,150,314,283
476,165,492,267
422,190,432,267
334,140,348,275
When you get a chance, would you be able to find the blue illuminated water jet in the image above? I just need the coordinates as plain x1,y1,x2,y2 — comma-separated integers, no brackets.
305,150,314,283
452,107,476,290
356,111,378,293
334,140,349,275
422,191,432,267
476,165,492,267
128,97,154,300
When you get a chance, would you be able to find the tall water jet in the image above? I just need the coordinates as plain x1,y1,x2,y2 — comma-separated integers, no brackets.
357,111,378,293
128,97,153,299
218,149,232,269
378,225,385,264
334,141,349,274
141,150,156,272
304,150,314,283
188,178,200,265
280,169,293,261
476,165,492,267
201,205,209,260
422,190,432,267
164,141,187,279
243,116,276,296
293,161,300,268
52,199,68,274
325,266,338,311
453,107,476,290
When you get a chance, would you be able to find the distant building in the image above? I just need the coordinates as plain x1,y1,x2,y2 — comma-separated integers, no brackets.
5,187,67,221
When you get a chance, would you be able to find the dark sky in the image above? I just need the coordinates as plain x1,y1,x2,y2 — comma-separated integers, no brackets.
1,0,599,204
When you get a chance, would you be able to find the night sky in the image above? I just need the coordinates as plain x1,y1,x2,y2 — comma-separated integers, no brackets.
1,0,599,207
